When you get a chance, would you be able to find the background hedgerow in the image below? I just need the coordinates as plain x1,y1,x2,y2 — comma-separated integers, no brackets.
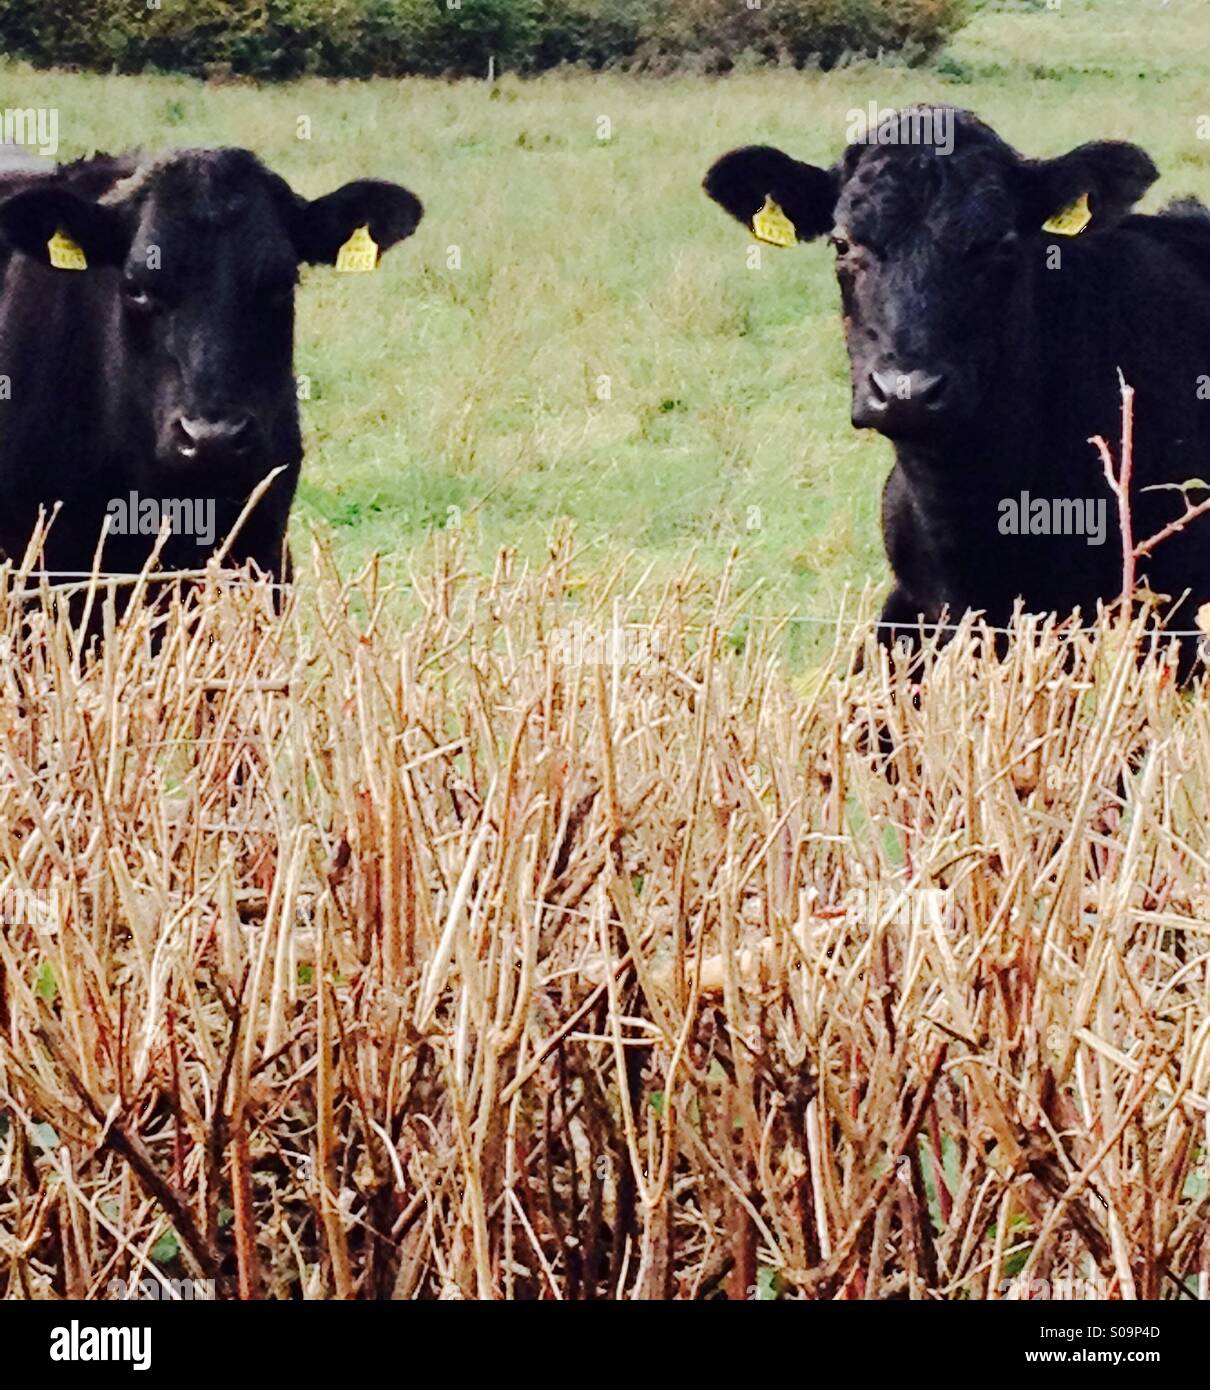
2,1,1207,663
0,0,967,79
0,539,1207,1299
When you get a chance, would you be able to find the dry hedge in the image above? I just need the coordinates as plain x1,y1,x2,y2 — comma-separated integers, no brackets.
0,534,1207,1299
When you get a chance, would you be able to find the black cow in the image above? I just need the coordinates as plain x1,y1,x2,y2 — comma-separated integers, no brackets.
0,148,422,580
705,107,1210,654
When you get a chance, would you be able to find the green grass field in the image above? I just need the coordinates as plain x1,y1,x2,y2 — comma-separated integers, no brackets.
3,0,1210,655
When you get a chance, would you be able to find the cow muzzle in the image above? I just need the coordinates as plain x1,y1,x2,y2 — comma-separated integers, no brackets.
854,368,951,436
171,413,257,464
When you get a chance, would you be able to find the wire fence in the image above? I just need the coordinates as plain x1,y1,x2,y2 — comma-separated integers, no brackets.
7,573,1210,639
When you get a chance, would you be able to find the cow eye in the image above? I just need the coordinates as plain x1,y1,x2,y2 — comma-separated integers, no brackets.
969,231,1017,258
122,282,161,315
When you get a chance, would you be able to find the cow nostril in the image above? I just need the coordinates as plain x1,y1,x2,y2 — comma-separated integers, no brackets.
176,414,255,458
868,370,896,407
224,414,254,451
866,369,949,414
916,372,948,407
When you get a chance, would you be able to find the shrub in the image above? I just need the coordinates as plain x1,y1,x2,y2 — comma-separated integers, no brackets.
634,0,968,72
2,541,1206,1300
0,0,969,78
529,0,651,71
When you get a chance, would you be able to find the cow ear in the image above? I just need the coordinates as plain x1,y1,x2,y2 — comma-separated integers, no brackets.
294,179,423,266
703,145,836,244
1021,141,1158,232
0,187,131,268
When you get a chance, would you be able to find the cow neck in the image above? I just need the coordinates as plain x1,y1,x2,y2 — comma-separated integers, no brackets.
1,263,127,485
890,280,1047,542
892,418,1036,514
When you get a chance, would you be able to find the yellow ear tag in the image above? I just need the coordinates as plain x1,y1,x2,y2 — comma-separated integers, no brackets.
1042,191,1092,237
47,229,88,271
335,224,378,273
752,195,797,248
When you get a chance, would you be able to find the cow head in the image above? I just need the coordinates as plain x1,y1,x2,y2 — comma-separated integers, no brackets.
0,148,423,472
704,108,1157,439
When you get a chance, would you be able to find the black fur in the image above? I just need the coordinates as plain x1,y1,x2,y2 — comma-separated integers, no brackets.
705,108,1210,656
0,148,422,579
